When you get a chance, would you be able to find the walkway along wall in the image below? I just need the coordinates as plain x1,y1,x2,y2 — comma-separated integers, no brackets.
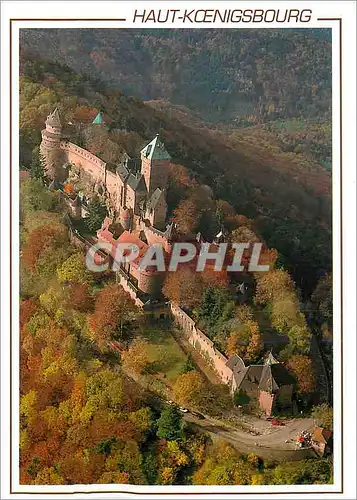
170,302,233,384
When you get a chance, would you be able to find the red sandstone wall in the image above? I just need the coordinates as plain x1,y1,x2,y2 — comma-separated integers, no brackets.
125,185,136,211
170,303,233,384
141,157,169,194
106,171,118,197
143,226,171,253
259,391,275,416
116,273,145,308
60,141,106,183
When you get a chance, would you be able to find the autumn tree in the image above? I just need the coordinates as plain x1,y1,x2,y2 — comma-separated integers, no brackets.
22,223,69,271
67,283,94,312
173,371,206,409
163,267,204,310
156,439,189,485
226,319,263,363
192,441,256,485
57,252,93,285
311,404,333,431
172,198,200,234
166,163,196,210
88,284,138,347
39,283,69,316
20,178,61,214
287,355,316,394
254,268,295,305
121,339,151,375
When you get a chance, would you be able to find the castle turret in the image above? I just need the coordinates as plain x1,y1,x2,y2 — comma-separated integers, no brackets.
140,134,171,195
40,108,66,182
92,112,105,125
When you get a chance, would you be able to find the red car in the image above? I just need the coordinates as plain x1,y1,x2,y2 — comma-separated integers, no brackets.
271,418,285,426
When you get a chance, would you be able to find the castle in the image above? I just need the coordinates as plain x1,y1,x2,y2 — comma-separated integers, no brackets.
41,108,170,231
41,108,178,299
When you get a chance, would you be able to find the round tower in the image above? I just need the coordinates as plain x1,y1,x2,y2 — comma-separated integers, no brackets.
40,108,66,182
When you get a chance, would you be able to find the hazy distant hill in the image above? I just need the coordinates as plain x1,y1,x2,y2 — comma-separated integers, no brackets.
20,28,332,125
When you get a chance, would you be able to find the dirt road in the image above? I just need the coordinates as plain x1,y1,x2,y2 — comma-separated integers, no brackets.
183,412,316,460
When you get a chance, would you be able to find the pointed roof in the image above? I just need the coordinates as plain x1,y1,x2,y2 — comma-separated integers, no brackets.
146,188,165,212
141,134,171,161
92,112,105,125
258,364,295,393
264,351,280,366
226,354,246,372
116,164,130,183
127,173,146,192
47,108,61,127
165,222,178,241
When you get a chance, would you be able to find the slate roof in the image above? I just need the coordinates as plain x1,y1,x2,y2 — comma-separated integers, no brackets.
47,108,61,127
226,354,245,372
258,364,295,393
127,173,145,192
116,164,129,182
146,188,164,212
141,135,171,161
246,365,264,384
92,112,105,125
227,353,294,394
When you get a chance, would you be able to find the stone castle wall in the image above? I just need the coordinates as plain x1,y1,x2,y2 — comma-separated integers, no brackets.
143,225,172,253
116,272,145,308
169,302,233,384
60,140,106,183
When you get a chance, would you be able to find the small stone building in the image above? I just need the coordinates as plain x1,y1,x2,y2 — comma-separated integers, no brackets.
226,353,295,416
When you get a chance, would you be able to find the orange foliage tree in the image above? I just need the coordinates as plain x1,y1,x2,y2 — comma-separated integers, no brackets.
287,355,316,394
163,267,204,310
88,284,139,347
22,224,68,271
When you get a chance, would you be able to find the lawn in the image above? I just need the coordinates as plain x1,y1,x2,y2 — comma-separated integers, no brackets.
142,327,188,386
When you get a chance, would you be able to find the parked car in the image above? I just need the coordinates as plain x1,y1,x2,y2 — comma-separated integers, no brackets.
191,411,205,420
271,418,285,426
179,407,189,413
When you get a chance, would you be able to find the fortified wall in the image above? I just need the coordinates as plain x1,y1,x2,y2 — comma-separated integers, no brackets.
60,140,107,182
169,302,233,384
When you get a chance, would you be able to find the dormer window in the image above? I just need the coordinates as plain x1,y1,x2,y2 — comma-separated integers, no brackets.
146,145,152,158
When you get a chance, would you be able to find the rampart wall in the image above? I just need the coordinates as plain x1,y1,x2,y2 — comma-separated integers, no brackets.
169,302,233,384
60,141,106,183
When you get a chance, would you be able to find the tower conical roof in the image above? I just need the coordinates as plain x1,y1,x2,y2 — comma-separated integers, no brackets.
92,112,105,125
141,134,171,161
47,108,61,127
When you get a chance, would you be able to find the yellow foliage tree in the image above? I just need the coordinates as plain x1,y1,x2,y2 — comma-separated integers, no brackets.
173,371,206,408
121,338,150,375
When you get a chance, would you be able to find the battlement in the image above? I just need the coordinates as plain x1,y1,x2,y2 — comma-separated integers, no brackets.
60,141,106,170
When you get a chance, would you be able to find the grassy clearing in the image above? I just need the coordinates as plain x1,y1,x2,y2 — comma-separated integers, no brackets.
142,327,188,386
